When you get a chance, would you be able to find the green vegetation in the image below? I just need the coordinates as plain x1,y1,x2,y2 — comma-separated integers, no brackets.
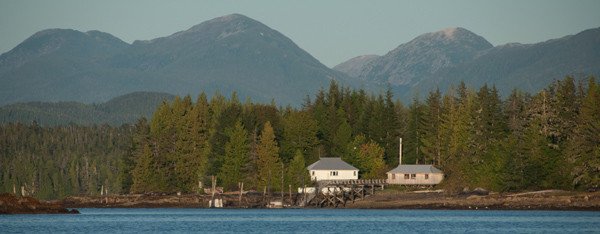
0,123,133,199
1,76,598,199
0,92,175,126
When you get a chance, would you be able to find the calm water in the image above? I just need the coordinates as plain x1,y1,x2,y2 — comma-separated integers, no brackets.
1,208,599,233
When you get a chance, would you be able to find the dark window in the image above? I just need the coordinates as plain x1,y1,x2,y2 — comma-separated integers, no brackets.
404,174,409,179
312,171,315,176
392,174,396,179
410,174,416,179
425,174,429,180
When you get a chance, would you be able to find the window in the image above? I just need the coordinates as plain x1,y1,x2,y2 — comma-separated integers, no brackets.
404,174,409,179
312,171,315,176
392,174,396,179
410,174,416,179
330,171,338,176
425,174,429,180
353,171,356,176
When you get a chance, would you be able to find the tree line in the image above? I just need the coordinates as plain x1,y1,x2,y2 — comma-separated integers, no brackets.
0,123,132,199
1,76,598,199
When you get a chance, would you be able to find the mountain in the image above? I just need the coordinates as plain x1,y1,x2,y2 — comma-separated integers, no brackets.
353,27,493,86
0,14,359,106
419,27,600,95
0,92,174,126
332,55,380,78
336,27,600,100
0,29,130,104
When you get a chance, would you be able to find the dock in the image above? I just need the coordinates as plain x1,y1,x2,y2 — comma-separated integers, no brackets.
301,179,387,208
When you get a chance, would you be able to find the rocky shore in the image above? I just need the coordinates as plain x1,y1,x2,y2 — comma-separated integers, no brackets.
0,193,79,214
344,189,600,210
60,190,600,211
63,192,269,208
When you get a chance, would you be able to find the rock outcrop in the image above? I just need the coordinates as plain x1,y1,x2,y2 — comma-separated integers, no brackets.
0,193,79,214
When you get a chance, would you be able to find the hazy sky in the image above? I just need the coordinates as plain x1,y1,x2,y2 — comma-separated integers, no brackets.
1,0,598,67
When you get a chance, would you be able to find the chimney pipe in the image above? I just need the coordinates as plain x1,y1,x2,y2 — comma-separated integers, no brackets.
398,138,402,166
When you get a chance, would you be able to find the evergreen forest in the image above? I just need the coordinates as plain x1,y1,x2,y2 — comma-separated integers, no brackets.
1,76,599,199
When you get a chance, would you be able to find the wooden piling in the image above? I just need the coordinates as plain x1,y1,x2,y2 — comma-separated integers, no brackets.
210,175,216,207
238,182,244,206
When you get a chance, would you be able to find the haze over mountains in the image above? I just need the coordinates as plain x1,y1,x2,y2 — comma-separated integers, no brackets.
0,14,355,106
335,27,600,100
0,13,599,119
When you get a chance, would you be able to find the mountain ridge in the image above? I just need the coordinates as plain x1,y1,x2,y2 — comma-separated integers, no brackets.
0,14,360,106
355,27,493,86
335,26,600,100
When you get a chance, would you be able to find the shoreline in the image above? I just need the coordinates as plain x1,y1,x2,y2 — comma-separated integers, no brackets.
342,190,600,211
0,193,79,214
59,190,600,211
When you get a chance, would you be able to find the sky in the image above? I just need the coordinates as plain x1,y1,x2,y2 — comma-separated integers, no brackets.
0,0,599,67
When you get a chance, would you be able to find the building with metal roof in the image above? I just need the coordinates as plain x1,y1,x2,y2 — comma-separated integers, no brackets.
386,164,444,185
386,138,444,185
307,158,359,181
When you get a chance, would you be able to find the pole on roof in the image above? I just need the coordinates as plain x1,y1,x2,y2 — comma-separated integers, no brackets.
398,138,403,166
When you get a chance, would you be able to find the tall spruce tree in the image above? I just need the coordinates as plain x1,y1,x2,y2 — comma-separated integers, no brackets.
286,150,309,189
280,111,319,164
218,121,249,191
256,121,282,193
331,109,352,158
568,77,600,189
404,97,426,164
421,89,443,165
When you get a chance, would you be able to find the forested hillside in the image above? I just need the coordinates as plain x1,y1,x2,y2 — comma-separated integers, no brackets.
0,124,133,199
0,92,174,126
1,77,598,199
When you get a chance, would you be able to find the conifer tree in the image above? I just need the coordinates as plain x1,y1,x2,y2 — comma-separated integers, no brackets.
131,144,157,193
421,89,442,165
218,121,249,191
281,111,319,164
286,150,309,189
568,77,600,189
189,93,212,187
256,121,281,192
331,109,352,158
207,93,240,177
381,88,401,166
404,97,426,164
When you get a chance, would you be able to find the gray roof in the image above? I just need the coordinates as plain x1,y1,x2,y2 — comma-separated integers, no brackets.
387,165,443,174
307,158,358,171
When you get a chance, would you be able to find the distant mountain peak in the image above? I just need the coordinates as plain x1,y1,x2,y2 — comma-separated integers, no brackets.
189,13,261,33
356,27,493,86
213,13,251,22
136,13,265,45
437,27,475,39
440,27,459,38
416,27,488,44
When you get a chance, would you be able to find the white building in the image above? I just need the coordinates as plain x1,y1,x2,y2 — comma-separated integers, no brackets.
307,158,359,181
386,165,444,185
386,138,444,185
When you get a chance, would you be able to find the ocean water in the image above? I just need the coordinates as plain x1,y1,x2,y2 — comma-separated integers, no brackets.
1,208,599,233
